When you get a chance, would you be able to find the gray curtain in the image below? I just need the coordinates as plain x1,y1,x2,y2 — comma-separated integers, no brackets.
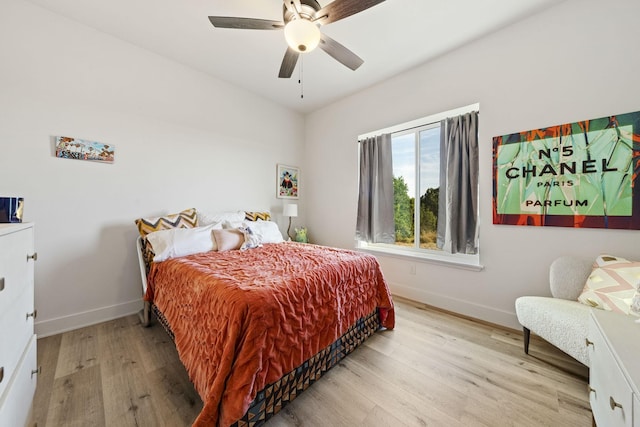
356,134,395,244
437,111,479,254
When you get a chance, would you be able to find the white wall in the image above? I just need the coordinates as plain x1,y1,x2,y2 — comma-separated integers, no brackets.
0,0,304,336
304,0,640,329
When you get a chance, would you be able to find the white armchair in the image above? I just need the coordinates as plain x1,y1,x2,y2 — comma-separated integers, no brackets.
515,256,593,367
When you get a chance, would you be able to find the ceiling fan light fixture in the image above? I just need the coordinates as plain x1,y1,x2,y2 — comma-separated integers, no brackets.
284,18,321,53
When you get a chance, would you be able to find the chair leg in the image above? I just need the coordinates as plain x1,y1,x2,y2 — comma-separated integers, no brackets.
523,327,531,354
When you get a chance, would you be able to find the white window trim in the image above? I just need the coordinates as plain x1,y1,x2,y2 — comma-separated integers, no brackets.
357,103,481,269
358,103,479,140
357,241,484,271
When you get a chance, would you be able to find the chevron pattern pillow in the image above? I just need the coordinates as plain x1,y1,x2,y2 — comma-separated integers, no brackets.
578,254,640,315
245,211,271,222
135,208,198,267
135,208,198,237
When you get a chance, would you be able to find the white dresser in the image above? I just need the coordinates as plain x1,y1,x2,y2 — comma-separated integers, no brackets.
0,223,38,427
588,309,640,427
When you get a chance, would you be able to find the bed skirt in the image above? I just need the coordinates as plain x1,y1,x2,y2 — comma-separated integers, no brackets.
150,304,381,427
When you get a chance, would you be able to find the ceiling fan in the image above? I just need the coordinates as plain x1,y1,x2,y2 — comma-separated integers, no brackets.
208,0,386,78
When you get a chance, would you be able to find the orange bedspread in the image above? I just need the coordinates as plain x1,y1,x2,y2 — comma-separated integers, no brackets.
146,242,394,427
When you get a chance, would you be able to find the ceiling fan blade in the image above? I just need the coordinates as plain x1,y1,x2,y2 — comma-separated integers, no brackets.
279,48,300,78
315,0,385,26
208,16,284,30
319,33,364,71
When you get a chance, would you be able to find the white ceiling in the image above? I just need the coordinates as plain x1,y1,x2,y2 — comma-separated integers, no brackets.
26,0,560,114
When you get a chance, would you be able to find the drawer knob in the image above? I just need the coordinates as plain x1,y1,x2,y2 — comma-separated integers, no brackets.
0,366,3,383
26,310,37,320
27,252,38,261
31,366,41,379
0,277,4,292
585,338,594,347
609,396,623,411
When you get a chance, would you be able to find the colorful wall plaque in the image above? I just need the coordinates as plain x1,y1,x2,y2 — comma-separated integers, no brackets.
55,136,115,163
493,111,640,229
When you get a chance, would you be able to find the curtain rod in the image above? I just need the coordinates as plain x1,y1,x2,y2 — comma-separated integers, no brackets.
358,103,479,141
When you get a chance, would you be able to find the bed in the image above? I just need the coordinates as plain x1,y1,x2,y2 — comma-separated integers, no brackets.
135,209,395,427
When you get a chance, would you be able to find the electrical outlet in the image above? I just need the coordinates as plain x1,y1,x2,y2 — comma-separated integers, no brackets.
409,264,416,275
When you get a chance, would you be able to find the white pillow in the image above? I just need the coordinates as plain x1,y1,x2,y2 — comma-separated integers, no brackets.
197,210,245,226
146,223,221,262
222,220,246,229
249,220,284,243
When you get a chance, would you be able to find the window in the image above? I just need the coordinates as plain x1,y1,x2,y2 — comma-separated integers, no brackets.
391,123,441,250
357,104,481,269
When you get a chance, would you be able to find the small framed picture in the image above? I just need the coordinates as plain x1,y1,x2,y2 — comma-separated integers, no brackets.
276,164,299,199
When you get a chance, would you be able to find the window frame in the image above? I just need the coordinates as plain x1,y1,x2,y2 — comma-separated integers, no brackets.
356,103,482,270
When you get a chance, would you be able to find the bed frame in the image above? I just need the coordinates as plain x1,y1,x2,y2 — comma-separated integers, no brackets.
135,236,382,425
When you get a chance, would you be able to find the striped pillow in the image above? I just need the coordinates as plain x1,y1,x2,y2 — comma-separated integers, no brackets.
135,208,198,237
578,255,640,315
245,211,271,222
135,208,198,268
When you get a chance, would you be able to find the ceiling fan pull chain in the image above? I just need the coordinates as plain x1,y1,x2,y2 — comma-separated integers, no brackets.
299,55,304,99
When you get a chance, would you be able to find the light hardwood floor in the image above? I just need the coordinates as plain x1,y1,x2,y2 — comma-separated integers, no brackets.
33,297,591,426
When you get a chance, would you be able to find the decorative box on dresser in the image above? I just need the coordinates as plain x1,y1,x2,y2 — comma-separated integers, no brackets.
0,223,38,427
587,309,640,427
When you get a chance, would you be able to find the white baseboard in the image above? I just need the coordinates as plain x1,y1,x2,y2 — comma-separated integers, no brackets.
34,287,520,337
389,282,521,330
35,299,142,338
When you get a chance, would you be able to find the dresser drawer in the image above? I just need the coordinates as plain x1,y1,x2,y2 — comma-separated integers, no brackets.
0,281,35,400
589,315,634,427
0,226,33,318
0,335,37,427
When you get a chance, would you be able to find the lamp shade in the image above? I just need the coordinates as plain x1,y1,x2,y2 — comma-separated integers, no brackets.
284,19,321,53
283,203,298,217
